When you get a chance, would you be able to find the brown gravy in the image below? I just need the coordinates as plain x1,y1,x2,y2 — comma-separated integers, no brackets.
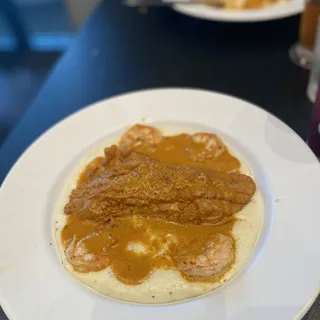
61,130,243,285
133,133,240,172
62,216,235,285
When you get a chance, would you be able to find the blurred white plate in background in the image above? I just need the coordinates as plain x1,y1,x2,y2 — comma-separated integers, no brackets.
174,0,303,22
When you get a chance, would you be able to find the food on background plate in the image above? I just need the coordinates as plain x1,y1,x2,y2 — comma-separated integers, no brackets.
196,0,285,10
54,124,263,303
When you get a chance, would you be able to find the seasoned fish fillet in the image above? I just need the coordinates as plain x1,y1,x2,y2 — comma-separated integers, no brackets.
65,147,256,225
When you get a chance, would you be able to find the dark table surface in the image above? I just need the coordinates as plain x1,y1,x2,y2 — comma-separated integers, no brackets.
0,0,319,319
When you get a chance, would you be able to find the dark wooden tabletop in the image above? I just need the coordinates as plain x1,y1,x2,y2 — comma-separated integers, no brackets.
0,0,318,319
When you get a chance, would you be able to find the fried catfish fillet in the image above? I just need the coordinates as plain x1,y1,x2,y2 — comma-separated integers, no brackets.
65,146,256,225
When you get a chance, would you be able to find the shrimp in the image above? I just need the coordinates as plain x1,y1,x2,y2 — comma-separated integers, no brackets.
174,234,234,281
65,233,110,273
119,124,163,150
188,133,225,161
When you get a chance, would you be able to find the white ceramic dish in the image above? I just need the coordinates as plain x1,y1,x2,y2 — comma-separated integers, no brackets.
173,0,303,22
0,88,319,320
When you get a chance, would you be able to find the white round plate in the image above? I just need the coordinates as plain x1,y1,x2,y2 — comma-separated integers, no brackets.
173,0,303,22
0,88,319,320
